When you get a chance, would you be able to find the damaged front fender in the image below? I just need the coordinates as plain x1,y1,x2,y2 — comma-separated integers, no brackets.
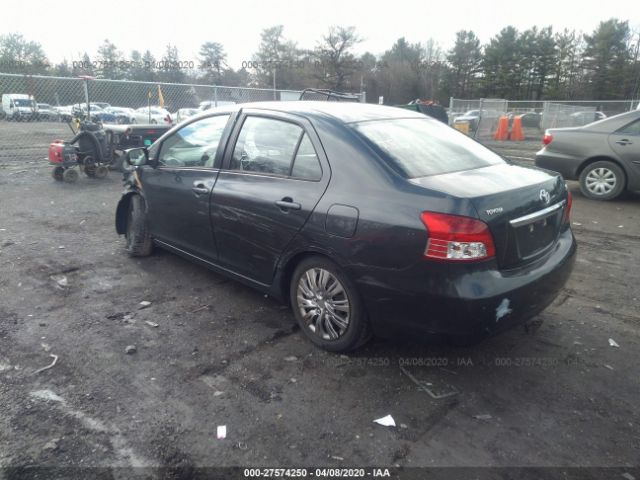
115,171,145,235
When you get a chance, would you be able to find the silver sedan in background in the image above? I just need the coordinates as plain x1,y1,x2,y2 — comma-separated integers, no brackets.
535,110,640,200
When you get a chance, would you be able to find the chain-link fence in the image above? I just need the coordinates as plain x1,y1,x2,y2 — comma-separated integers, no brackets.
449,97,639,140
540,102,595,130
449,98,508,140
0,73,365,160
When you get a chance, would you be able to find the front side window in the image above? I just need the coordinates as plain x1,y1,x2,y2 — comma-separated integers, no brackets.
354,118,505,178
158,115,229,167
230,117,303,176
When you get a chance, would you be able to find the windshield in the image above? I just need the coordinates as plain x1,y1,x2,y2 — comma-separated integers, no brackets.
354,118,505,178
13,99,34,107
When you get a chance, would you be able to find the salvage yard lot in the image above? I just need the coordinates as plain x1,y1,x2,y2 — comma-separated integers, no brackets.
1,125,639,475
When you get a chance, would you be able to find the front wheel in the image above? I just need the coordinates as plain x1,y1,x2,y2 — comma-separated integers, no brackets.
290,257,371,352
51,166,64,181
125,195,153,257
579,160,625,201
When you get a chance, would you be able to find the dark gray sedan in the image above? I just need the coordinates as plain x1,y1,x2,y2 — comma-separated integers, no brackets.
535,110,640,200
116,102,576,352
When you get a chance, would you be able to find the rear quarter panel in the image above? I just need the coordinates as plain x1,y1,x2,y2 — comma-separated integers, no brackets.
536,129,613,179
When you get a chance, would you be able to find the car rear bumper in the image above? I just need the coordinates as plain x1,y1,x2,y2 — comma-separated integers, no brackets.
534,151,582,180
354,228,577,339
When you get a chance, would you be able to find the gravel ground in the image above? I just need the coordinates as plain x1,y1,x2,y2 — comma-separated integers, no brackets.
1,124,639,479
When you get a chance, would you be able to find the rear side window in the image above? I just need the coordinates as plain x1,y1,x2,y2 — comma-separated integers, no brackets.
230,117,303,176
291,134,322,180
617,119,640,136
354,118,505,178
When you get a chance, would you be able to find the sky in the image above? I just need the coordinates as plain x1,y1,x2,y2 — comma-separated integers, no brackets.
5,0,640,69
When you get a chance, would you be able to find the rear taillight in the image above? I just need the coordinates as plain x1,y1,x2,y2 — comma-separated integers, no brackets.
543,131,553,145
420,212,496,261
562,190,572,225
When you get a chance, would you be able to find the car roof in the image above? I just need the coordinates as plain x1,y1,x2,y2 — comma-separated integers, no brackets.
198,101,426,124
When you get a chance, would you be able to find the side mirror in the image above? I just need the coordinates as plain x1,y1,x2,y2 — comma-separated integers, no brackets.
125,147,148,167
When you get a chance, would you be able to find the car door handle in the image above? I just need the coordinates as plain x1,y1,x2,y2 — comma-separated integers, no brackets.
616,139,632,146
275,197,301,211
192,181,210,195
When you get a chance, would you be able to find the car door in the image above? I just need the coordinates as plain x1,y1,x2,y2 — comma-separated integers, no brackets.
210,111,329,285
608,118,640,176
141,113,234,261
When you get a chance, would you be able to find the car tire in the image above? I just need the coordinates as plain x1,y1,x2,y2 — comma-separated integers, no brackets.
125,195,153,257
62,168,78,183
289,256,371,352
579,160,625,201
51,166,64,181
94,165,109,179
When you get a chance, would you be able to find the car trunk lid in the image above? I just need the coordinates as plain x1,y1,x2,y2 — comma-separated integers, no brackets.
410,163,566,269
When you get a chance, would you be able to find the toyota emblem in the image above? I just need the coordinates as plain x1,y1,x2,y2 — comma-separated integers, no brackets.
539,189,551,204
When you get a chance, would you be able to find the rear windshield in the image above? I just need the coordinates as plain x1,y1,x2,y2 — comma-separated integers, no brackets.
354,118,505,178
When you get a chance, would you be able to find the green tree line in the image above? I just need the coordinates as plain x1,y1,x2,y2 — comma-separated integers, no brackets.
1,18,639,104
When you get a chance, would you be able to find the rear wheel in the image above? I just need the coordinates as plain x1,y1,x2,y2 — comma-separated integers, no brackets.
62,168,78,183
125,195,153,257
579,160,625,201
290,257,371,352
94,165,109,179
83,156,97,177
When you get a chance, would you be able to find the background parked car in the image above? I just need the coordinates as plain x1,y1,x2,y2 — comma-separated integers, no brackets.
133,106,172,124
36,103,58,121
570,111,607,126
72,104,117,124
105,106,136,124
535,110,640,200
508,111,542,129
198,100,236,111
452,109,500,132
174,108,199,123
53,105,74,122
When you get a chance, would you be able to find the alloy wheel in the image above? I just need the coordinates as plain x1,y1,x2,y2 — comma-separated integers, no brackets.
296,268,350,340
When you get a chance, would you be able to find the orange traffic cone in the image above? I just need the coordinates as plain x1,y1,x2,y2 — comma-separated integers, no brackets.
510,115,525,141
493,116,509,141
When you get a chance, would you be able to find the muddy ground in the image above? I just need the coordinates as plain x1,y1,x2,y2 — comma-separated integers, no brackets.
0,123,639,479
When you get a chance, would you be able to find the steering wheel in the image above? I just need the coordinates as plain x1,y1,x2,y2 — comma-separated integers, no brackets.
163,157,181,166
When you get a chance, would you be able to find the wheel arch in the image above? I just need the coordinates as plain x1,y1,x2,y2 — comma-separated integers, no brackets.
115,189,146,235
275,248,349,305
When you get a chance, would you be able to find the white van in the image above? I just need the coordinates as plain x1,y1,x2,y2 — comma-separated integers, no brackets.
1,94,38,121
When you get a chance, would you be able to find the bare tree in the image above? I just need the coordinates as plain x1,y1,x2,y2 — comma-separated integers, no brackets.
313,26,362,90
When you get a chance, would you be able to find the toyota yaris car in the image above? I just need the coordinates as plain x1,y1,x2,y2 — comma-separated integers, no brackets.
115,102,576,352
